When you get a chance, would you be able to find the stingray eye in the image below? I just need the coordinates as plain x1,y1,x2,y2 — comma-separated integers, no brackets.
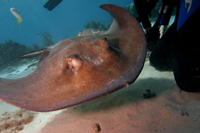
65,55,83,73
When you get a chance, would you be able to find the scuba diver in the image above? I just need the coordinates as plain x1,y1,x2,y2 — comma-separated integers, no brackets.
134,0,178,50
134,0,200,92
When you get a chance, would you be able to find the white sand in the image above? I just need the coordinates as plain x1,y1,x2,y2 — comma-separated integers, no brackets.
0,59,38,79
0,60,200,133
20,110,62,133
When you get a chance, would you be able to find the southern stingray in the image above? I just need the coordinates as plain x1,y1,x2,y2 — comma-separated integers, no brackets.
0,4,146,112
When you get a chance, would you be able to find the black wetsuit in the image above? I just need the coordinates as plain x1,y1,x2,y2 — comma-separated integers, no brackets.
134,0,178,51
134,0,177,28
150,6,200,92
134,0,159,29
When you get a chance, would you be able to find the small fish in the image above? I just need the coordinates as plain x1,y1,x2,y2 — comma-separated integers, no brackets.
10,7,22,28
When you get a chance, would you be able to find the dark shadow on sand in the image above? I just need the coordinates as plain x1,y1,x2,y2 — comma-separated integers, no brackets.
68,78,176,113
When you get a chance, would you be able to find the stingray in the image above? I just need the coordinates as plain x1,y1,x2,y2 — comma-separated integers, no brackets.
0,4,146,112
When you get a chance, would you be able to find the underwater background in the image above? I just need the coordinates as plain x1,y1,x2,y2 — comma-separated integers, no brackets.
0,0,133,47
0,0,140,65
0,0,165,66
0,0,164,66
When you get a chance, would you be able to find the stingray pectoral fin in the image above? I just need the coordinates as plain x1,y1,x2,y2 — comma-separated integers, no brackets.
98,4,146,83
0,78,49,111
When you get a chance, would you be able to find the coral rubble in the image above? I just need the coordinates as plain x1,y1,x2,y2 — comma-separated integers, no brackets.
0,40,29,65
0,109,37,133
39,31,54,47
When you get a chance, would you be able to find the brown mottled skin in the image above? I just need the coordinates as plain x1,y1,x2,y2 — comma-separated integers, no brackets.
0,4,146,112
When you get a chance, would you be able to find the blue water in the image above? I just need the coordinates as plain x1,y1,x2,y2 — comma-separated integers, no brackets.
0,0,133,47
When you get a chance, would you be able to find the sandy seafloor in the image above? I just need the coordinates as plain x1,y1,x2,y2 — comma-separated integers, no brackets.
0,57,200,133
